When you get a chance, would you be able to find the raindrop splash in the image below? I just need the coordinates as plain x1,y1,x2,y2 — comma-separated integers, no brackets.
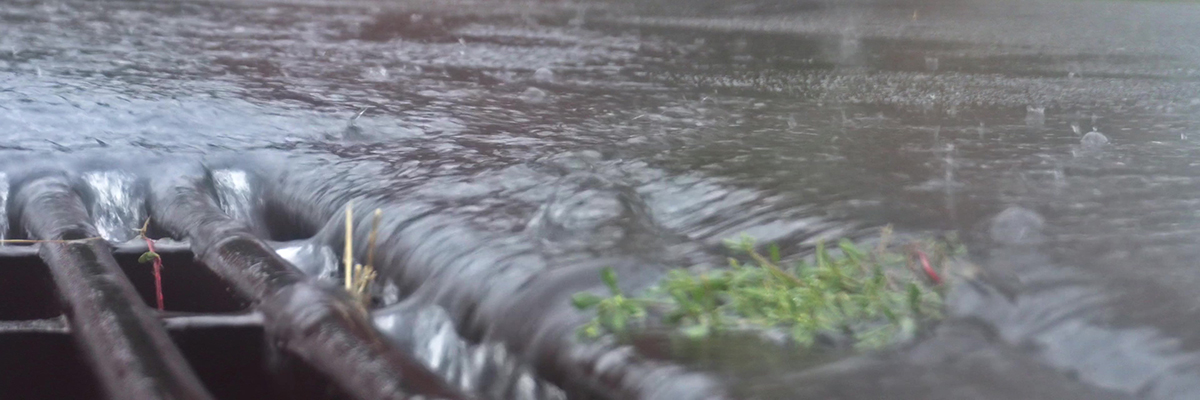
1025,105,1046,127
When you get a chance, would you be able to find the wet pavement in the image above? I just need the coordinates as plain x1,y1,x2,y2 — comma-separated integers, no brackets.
3,0,1200,398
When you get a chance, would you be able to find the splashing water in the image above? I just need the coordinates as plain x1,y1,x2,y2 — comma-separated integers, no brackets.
373,304,567,400
83,171,146,242
275,241,339,281
211,169,256,223
381,281,401,306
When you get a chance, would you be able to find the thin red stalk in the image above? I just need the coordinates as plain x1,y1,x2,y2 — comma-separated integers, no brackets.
144,236,164,310
914,249,941,285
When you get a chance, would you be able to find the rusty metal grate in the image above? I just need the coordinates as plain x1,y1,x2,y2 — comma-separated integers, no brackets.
0,173,468,400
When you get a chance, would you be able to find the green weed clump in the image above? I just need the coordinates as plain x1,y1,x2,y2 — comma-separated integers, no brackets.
571,229,958,351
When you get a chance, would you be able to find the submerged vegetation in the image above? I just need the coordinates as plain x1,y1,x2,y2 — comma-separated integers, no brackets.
572,227,961,351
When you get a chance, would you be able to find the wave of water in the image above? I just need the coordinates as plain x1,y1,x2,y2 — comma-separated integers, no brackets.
82,170,146,242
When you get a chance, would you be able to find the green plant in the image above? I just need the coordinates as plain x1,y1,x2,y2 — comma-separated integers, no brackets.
571,229,956,351
571,268,649,339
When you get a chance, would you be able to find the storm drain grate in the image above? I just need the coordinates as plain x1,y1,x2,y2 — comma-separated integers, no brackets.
0,173,468,400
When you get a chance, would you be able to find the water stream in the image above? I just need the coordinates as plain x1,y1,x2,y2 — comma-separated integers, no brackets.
4,0,1200,398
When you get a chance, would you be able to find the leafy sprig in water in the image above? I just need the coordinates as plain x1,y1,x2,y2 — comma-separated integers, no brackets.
572,230,955,351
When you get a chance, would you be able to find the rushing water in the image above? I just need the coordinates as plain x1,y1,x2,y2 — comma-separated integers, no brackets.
4,0,1200,398
81,170,146,242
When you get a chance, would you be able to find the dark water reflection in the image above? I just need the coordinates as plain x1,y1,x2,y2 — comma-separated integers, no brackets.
4,0,1200,398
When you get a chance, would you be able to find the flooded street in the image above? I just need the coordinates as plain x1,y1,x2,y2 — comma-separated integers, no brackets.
3,0,1200,398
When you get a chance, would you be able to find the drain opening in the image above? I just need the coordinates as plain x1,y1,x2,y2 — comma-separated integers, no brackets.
113,251,252,313
0,332,102,399
0,255,63,321
169,325,350,400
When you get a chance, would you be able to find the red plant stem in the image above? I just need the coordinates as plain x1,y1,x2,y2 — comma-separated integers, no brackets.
144,236,164,310
914,249,941,285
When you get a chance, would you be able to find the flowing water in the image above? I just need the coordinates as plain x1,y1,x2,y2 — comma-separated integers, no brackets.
3,0,1200,398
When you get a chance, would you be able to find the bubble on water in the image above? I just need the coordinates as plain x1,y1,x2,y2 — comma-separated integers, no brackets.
989,206,1045,245
1082,129,1109,150
533,67,554,82
520,87,547,103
